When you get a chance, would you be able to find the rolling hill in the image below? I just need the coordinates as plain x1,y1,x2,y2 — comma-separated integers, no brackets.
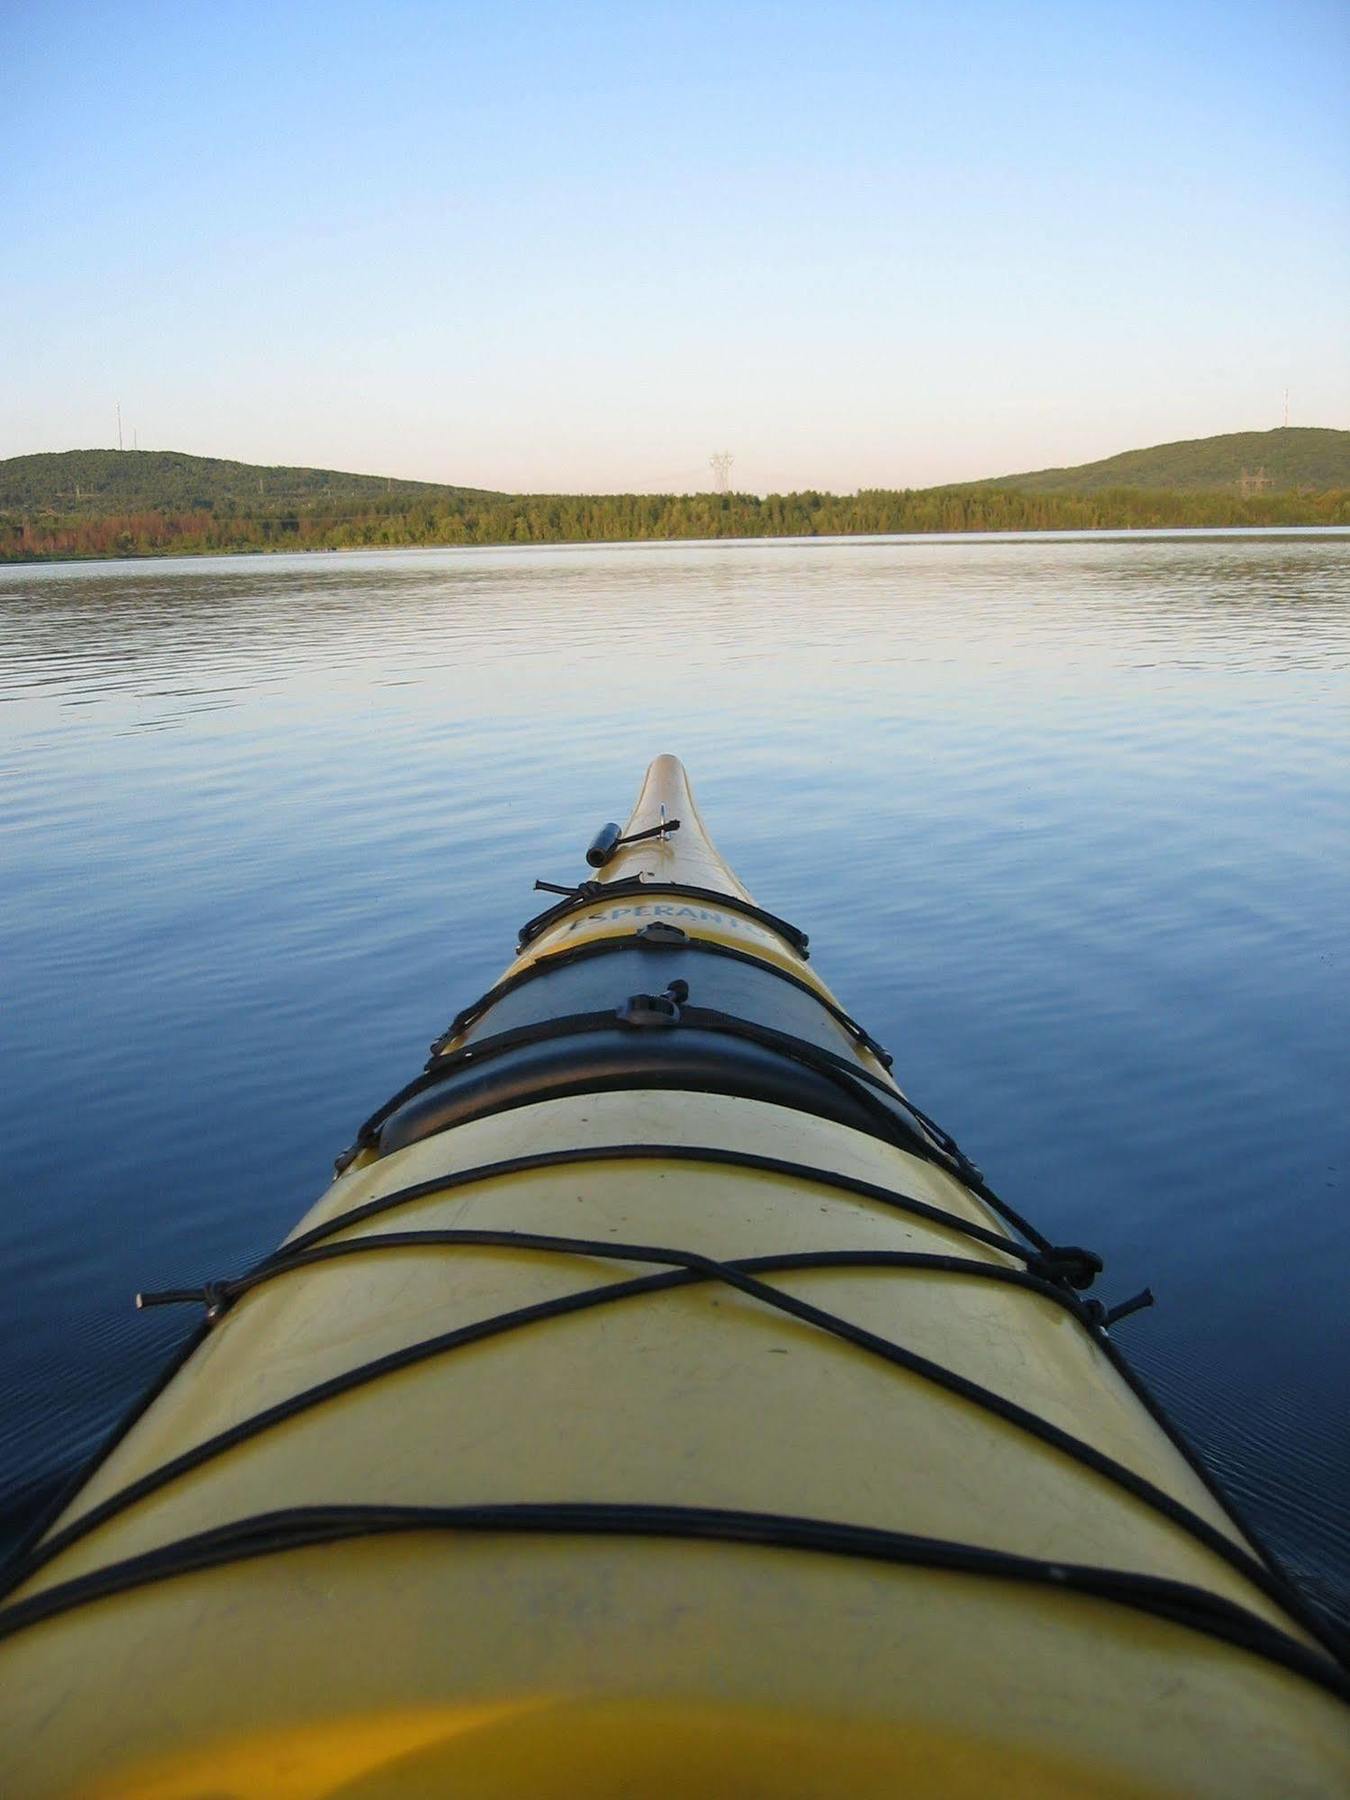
3,430,1346,520
0,449,501,517
987,428,1349,495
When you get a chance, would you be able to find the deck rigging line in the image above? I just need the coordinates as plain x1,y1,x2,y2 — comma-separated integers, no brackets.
517,876,811,956
3,1200,1346,1683
1,1502,1345,1702
428,928,893,1067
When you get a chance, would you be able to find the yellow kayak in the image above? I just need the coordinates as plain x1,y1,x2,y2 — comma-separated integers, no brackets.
1,755,1345,1797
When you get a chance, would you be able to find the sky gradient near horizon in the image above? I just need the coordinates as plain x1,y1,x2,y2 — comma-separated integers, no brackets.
5,0,1348,493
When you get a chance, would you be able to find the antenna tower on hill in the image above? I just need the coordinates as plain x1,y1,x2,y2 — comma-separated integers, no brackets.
709,451,734,493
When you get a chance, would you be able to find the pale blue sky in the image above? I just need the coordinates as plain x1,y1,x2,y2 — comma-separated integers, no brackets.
5,0,1347,491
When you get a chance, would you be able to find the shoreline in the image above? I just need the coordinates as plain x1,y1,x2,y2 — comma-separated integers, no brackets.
5,513,1349,568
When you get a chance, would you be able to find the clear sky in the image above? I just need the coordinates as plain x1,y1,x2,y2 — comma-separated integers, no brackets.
5,0,1347,492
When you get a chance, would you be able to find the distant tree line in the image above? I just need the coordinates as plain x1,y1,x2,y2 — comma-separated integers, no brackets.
3,485,1347,562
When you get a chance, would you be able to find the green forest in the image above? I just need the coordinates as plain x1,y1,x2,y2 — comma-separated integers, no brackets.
2,431,1347,562
5,485,1348,562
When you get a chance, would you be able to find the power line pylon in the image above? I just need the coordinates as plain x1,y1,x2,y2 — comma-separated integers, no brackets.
709,452,734,494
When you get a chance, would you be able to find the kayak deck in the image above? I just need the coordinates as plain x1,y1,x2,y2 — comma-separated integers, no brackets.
0,757,1345,1798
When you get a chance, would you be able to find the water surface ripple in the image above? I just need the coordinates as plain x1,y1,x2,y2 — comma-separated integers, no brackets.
2,533,1347,1623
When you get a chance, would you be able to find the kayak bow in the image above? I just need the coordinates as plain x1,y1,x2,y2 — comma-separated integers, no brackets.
1,755,1345,1797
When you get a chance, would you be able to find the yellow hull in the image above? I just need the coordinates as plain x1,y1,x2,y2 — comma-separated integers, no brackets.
1,757,1345,1796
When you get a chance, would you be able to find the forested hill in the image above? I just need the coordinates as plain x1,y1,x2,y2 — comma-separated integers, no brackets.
0,449,501,516
6,429,1347,520
988,428,1349,494
2,432,1348,561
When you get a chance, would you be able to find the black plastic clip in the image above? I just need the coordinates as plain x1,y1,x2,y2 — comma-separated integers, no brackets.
1033,1245,1104,1292
616,982,688,1028
636,921,689,947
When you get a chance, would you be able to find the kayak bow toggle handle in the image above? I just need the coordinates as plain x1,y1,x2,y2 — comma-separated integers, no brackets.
586,824,623,866
586,817,681,868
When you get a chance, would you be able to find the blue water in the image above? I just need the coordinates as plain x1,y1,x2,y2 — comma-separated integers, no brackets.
2,533,1348,1621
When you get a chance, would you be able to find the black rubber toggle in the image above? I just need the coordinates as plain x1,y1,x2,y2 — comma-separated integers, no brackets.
586,819,682,868
136,1280,233,1323
1085,1287,1157,1331
586,824,624,867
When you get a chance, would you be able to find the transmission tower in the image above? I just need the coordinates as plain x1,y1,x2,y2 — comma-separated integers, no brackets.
709,451,734,494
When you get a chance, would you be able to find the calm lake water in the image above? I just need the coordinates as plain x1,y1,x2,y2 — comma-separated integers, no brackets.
2,532,1348,1621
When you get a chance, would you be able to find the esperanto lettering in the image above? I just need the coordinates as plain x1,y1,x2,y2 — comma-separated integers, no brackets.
560,904,768,938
